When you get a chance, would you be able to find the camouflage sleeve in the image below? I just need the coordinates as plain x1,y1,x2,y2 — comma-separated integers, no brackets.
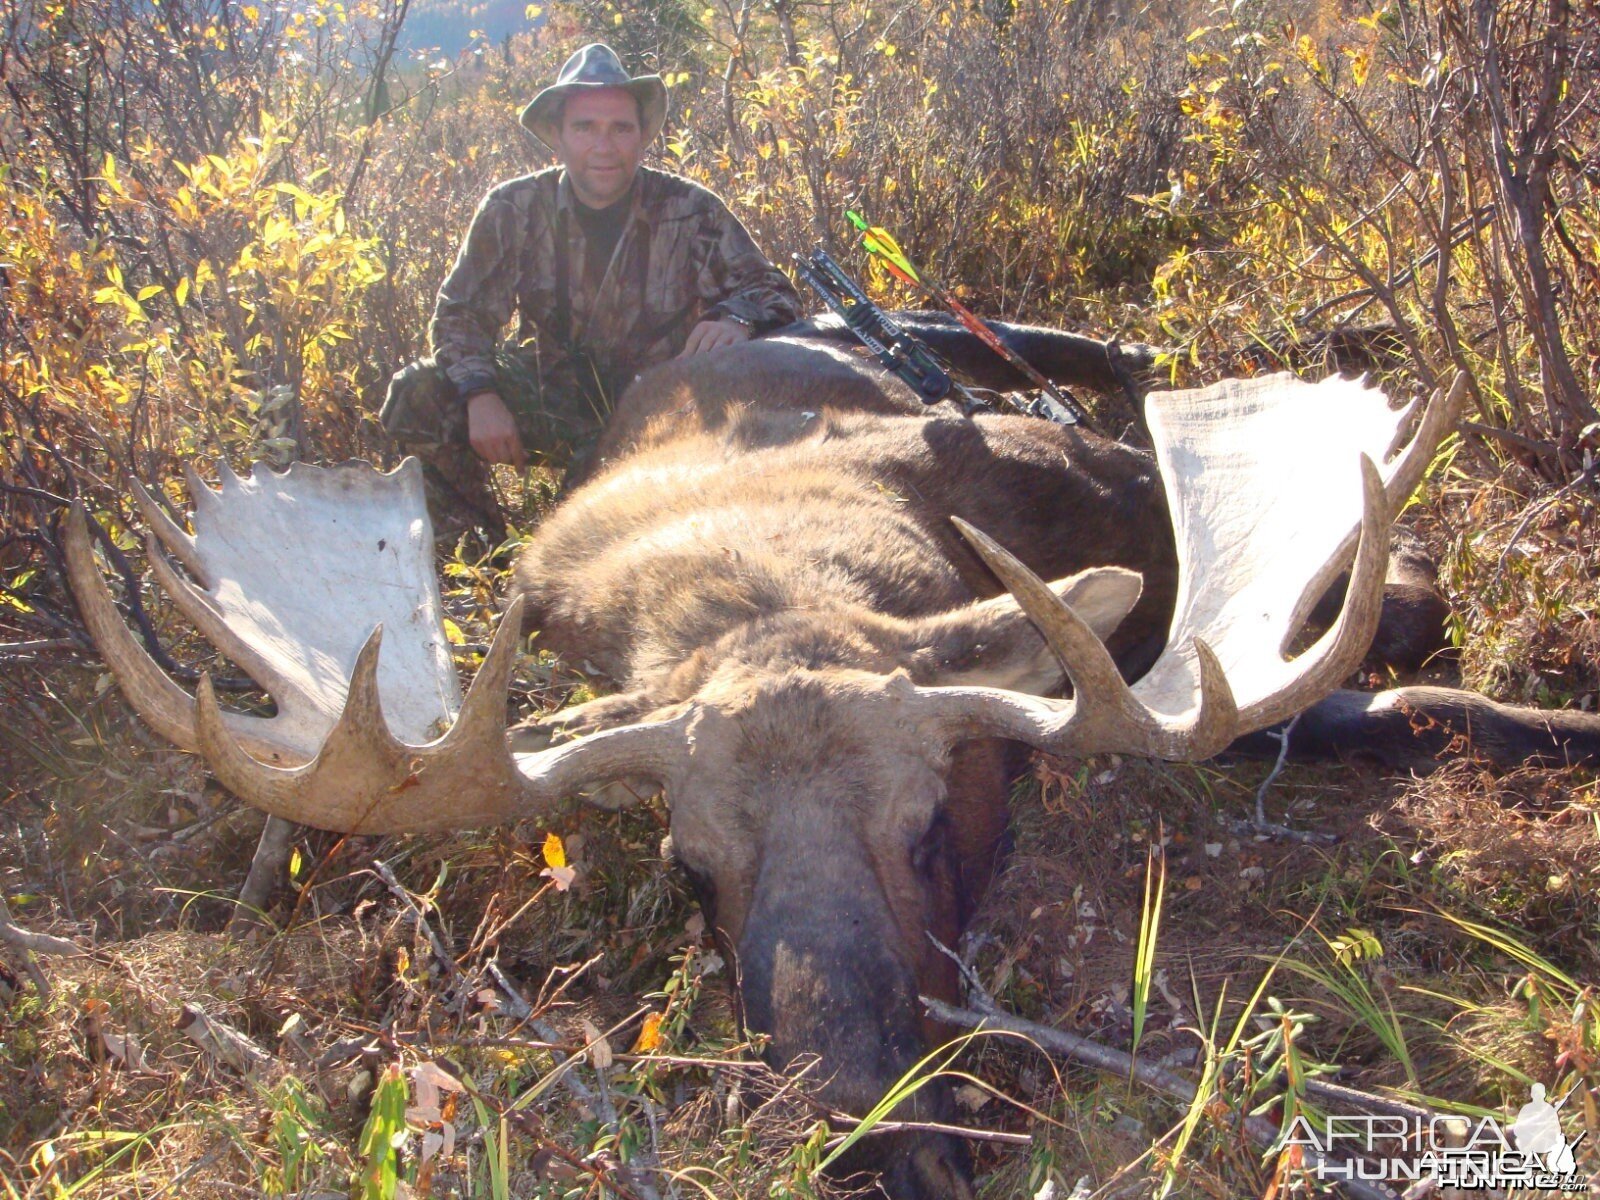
695,196,802,334
429,189,525,401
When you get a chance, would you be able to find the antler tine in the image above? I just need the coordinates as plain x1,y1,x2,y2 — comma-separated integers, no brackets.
188,595,690,833
454,593,524,731
130,480,207,583
952,517,1129,700
182,462,220,520
1236,453,1389,731
1381,371,1466,514
143,529,296,700
944,517,1240,760
64,504,203,752
63,504,308,764
193,622,515,833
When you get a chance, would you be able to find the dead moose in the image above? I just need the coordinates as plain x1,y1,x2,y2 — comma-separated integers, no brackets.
66,323,1600,1199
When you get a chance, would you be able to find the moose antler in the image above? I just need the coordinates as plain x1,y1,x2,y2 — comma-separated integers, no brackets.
66,459,689,832
922,372,1465,760
66,459,460,765
68,372,1460,833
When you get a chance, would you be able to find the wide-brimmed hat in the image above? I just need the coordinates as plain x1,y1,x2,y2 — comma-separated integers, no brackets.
520,43,667,151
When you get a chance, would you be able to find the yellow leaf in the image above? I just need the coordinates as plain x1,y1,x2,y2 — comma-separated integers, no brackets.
136,284,164,301
1296,34,1323,76
175,276,190,307
442,617,464,645
1344,45,1371,88
632,1011,664,1053
613,10,622,23
525,4,542,16
289,847,303,879
542,832,566,870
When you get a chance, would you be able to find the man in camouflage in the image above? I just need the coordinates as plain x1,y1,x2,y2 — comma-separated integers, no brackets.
381,42,801,540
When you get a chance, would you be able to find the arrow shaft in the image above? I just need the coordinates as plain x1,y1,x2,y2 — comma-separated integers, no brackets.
853,215,1090,426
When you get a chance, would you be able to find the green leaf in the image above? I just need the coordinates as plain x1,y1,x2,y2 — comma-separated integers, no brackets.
356,1064,408,1199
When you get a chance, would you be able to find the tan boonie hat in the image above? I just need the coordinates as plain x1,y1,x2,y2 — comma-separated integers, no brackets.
520,43,668,151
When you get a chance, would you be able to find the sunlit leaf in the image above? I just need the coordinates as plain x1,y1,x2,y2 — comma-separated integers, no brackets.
632,1011,664,1053
542,831,566,869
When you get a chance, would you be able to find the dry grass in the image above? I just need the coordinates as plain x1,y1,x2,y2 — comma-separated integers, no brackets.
5,497,1600,1194
4,0,1600,1192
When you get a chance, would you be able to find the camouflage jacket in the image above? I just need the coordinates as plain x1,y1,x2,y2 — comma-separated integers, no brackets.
430,165,802,404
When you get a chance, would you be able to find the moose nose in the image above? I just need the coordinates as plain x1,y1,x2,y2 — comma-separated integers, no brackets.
900,1130,977,1200
831,1125,976,1200
735,838,978,1198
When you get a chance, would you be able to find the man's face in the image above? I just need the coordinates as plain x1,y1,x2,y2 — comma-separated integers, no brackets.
556,88,645,208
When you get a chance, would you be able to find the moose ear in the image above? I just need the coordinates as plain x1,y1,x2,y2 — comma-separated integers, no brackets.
907,567,1143,693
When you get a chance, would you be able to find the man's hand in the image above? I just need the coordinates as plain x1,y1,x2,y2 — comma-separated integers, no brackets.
466,391,528,467
679,318,752,357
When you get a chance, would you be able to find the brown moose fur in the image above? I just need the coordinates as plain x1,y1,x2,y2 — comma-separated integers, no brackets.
512,337,1173,1196
506,331,1598,1198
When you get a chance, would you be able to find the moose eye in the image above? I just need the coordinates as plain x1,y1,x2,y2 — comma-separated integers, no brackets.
910,813,950,877
669,848,719,917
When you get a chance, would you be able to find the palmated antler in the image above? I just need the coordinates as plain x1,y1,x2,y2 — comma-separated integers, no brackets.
920,372,1465,761
188,594,694,832
65,459,460,763
66,459,688,833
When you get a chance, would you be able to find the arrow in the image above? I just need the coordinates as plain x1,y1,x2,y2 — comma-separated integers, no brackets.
846,210,1091,428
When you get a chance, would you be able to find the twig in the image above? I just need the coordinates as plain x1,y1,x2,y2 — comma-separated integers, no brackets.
228,815,298,934
432,921,662,1200
40,496,260,693
921,996,1399,1200
528,1015,609,1113
385,879,662,1200
0,894,83,1001
1255,713,1299,826
520,1011,666,1200
1493,461,1600,582
315,1035,383,1069
1221,715,1339,844
371,856,467,992
1297,204,1496,325
177,1003,280,1081
485,959,534,1020
503,1108,652,1200
152,1143,231,1194
1221,814,1339,846
0,917,86,958
1460,419,1563,462
820,1117,1032,1150
937,936,1432,1127
0,637,82,656
641,1096,680,1200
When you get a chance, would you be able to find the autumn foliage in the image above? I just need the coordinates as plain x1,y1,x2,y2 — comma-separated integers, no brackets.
2,0,1599,1193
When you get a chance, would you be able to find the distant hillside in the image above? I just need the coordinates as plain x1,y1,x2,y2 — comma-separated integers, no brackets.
395,0,545,57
